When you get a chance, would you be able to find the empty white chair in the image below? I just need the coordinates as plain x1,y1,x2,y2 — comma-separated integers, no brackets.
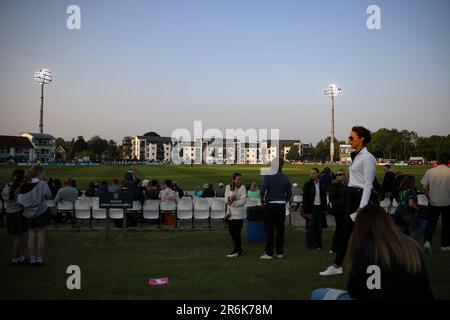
109,208,124,220
177,197,194,227
205,197,216,207
193,198,210,228
74,198,92,227
210,198,226,221
92,198,107,220
142,199,161,227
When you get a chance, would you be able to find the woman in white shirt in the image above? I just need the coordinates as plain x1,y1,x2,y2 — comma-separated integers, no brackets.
224,173,247,257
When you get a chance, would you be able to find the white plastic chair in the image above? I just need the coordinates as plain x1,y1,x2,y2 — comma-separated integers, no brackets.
142,199,160,227
56,200,75,225
92,198,107,220
177,197,194,228
193,197,210,228
74,198,92,228
210,198,226,220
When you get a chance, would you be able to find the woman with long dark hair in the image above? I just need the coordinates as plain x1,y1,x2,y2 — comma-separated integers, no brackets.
1,169,27,265
224,173,247,257
312,205,434,300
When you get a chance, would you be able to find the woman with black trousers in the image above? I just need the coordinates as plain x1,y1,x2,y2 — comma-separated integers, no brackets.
320,126,378,276
329,169,348,253
224,173,247,257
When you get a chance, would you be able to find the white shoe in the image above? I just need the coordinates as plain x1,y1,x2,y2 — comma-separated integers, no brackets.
424,241,432,254
441,246,450,252
276,254,284,259
226,253,239,258
260,254,273,260
319,265,343,276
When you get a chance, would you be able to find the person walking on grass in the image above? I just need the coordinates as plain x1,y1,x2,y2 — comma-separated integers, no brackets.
17,166,52,267
259,157,292,259
1,169,27,266
224,173,247,257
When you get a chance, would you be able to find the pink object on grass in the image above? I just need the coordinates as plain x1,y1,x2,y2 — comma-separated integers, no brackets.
148,277,170,286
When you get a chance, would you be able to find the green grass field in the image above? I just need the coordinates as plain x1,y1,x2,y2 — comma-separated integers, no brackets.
1,228,449,300
0,164,431,191
1,164,447,300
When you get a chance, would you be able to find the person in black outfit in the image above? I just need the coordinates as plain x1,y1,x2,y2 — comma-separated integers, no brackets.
382,164,396,200
202,183,215,198
329,169,348,253
301,168,328,250
346,205,434,300
390,172,406,202
173,181,184,198
259,157,292,259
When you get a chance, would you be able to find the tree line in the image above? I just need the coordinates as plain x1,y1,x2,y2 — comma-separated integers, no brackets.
286,128,450,162
55,135,120,162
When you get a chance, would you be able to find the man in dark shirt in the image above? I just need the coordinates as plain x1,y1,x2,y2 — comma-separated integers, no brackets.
302,168,328,250
259,158,292,259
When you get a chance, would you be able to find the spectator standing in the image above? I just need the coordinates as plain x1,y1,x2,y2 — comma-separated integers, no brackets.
224,173,247,257
421,151,450,253
320,126,377,276
329,169,348,253
1,169,27,265
259,158,292,259
17,166,52,267
301,168,328,250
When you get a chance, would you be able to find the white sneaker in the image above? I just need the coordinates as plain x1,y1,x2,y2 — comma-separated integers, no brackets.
319,265,344,276
260,254,273,260
424,241,432,254
441,246,450,252
226,253,239,258
276,254,284,259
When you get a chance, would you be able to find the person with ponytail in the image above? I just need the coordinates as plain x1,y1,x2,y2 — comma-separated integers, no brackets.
1,169,27,266
224,172,247,257
17,166,52,267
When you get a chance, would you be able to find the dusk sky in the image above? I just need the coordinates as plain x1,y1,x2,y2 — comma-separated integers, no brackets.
0,0,449,144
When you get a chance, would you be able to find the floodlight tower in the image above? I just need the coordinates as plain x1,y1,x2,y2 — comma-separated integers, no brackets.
323,84,342,162
34,68,53,134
